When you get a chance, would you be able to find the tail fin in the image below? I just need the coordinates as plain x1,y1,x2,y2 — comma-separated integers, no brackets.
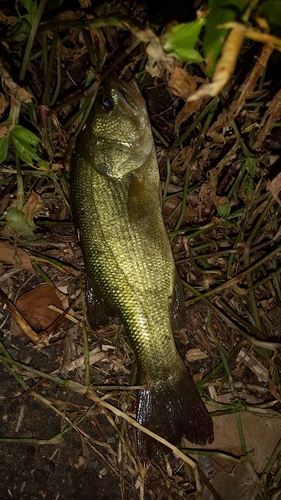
136,365,214,457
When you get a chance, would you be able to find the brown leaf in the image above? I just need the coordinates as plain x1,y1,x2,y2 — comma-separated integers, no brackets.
0,192,11,215
16,284,64,331
1,65,32,102
168,67,197,100
268,172,281,205
0,288,39,342
0,241,35,274
0,12,19,26
171,146,193,174
230,43,273,121
0,122,14,139
131,27,174,77
78,0,91,7
89,28,106,68
254,87,281,149
163,197,197,222
58,10,80,21
23,190,44,220
0,92,8,116
244,24,281,50
269,350,281,402
188,24,244,101
16,87,33,103
186,348,209,362
175,97,204,134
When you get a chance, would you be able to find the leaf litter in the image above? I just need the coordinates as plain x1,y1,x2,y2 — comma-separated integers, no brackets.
1,1,281,499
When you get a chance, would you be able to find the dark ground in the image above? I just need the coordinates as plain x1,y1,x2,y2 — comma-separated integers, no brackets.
0,315,122,500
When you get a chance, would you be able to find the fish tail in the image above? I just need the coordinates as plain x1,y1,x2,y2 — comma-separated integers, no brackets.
136,365,214,457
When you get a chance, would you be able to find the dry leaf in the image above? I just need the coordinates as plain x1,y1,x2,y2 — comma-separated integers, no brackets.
186,348,209,361
78,0,91,7
268,172,281,205
244,25,281,50
89,28,106,68
254,87,281,149
0,241,35,274
16,87,33,103
0,92,8,116
16,284,64,331
58,10,80,21
200,21,281,101
175,97,205,133
168,67,197,99
230,43,273,120
131,27,175,77
1,65,32,102
163,197,198,222
0,288,39,342
0,122,14,138
0,11,19,26
188,24,244,101
269,350,281,401
171,146,193,174
67,347,106,372
236,348,268,383
23,190,43,220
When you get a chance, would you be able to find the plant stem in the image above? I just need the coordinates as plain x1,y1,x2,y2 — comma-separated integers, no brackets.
19,0,49,81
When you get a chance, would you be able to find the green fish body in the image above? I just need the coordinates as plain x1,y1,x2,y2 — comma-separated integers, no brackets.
71,75,213,455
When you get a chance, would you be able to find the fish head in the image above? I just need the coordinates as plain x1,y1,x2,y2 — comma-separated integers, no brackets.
78,75,154,179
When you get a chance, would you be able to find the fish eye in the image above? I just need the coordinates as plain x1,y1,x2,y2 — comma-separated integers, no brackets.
98,94,114,111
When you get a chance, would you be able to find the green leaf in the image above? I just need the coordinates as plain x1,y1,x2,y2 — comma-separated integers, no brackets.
247,178,255,197
217,201,231,217
162,17,206,63
11,124,41,146
203,0,250,76
10,125,49,169
257,0,281,38
6,207,38,240
8,19,32,42
15,0,38,26
0,137,8,164
246,157,257,177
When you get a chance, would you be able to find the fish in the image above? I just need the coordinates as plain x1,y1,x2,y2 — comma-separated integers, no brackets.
71,74,214,456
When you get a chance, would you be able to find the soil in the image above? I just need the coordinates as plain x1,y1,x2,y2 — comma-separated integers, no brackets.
0,327,122,500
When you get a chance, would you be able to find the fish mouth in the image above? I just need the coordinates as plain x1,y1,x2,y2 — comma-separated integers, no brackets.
95,134,153,159
95,135,133,149
109,73,147,118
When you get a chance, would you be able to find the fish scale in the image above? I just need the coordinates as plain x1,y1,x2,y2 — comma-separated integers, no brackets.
71,74,214,455
73,152,178,376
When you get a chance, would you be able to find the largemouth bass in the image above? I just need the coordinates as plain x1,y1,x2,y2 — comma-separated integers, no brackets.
71,74,214,455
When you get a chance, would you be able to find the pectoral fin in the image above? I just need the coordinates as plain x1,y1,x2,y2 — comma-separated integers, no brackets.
127,173,148,222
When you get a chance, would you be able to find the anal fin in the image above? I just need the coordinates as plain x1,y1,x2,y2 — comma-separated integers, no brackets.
85,275,115,329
